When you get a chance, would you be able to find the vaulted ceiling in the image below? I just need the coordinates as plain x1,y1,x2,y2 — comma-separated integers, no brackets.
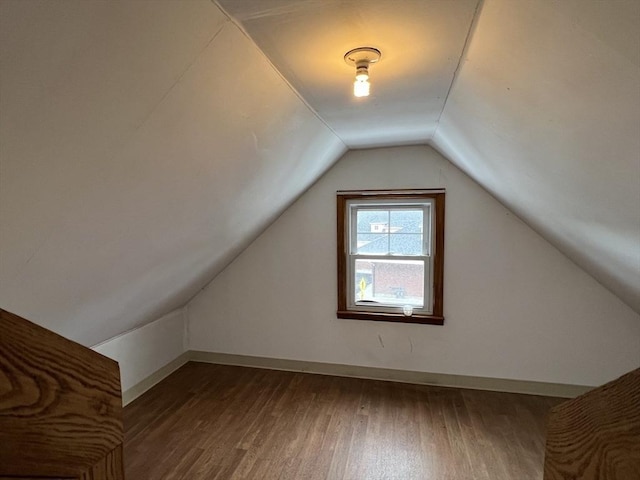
1,0,638,346
217,0,480,147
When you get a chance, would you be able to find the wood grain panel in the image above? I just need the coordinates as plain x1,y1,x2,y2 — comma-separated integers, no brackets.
80,444,125,480
544,368,640,480
0,309,123,478
0,477,75,479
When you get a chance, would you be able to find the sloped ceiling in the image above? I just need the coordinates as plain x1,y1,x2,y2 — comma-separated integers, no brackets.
0,0,345,345
220,0,640,312
217,0,480,147
1,0,638,347
432,0,640,313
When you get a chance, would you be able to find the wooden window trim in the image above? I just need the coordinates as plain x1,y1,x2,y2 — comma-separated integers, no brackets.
337,189,445,325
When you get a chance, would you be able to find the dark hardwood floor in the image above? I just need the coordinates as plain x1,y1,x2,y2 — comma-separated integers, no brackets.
124,362,564,479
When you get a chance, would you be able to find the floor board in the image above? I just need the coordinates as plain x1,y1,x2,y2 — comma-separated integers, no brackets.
124,362,564,479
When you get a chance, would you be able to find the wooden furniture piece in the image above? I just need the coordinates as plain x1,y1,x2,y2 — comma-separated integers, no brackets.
544,368,640,480
0,309,124,479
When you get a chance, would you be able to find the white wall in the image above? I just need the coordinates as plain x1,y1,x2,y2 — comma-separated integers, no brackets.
188,146,640,387
92,308,186,393
434,0,640,313
0,0,345,346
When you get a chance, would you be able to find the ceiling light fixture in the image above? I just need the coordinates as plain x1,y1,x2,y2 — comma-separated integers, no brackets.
344,47,381,98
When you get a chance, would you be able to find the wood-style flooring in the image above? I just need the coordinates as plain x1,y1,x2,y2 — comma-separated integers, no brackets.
124,362,564,480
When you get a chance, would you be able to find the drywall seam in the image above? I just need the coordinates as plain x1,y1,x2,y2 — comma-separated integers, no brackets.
117,23,228,158
211,0,347,145
433,0,485,135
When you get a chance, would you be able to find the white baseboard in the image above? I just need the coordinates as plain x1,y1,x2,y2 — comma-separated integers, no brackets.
122,350,592,405
122,352,190,406
189,351,592,398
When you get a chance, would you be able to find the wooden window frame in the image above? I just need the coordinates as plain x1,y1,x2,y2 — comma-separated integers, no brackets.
337,189,445,325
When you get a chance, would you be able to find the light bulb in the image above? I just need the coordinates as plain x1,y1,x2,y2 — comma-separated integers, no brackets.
344,47,381,99
354,78,370,97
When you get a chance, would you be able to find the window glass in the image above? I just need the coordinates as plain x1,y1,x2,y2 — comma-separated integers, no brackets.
356,209,388,254
389,234,422,255
389,209,423,233
354,259,424,307
356,233,387,254
355,208,425,255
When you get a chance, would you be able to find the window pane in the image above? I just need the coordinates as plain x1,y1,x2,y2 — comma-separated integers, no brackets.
354,259,424,307
390,210,423,233
355,208,428,255
389,234,423,255
355,209,390,254
356,210,389,233
356,233,388,254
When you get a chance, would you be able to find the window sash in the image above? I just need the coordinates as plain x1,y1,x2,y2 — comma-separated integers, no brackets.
345,198,435,314
347,255,433,314
348,201,433,257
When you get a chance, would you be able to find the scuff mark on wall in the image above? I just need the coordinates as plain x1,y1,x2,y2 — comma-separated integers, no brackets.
378,334,385,348
251,131,260,152
409,337,414,353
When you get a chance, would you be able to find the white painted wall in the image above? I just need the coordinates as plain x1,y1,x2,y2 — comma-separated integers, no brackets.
434,0,640,313
0,0,345,346
92,308,186,393
188,146,640,387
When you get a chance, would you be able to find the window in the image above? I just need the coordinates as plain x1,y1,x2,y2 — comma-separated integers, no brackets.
337,189,445,324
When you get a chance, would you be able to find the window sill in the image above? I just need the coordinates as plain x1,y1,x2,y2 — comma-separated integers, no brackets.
336,310,444,325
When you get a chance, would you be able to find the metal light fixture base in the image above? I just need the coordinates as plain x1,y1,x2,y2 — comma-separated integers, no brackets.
344,47,382,67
